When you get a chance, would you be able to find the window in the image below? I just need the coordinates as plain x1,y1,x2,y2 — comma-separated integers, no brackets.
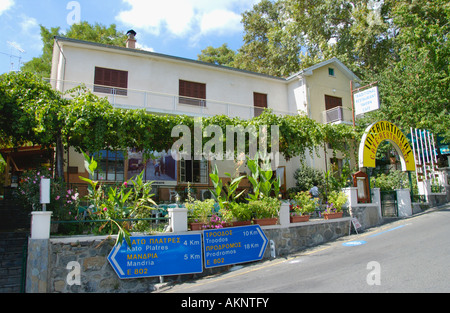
253,92,268,117
325,95,342,111
324,95,343,123
330,157,344,176
90,150,125,181
328,67,335,77
180,159,208,184
94,67,128,96
179,80,206,106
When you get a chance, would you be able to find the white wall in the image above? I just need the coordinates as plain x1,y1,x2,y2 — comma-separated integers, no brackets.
54,41,290,118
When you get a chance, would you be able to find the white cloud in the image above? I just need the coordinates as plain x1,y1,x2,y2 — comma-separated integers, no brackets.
18,14,42,51
136,42,155,52
0,0,14,16
116,0,259,38
20,15,38,33
200,9,242,35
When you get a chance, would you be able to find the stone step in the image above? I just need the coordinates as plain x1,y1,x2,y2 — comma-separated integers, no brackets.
0,200,31,293
0,232,28,293
0,201,32,232
0,266,21,277
0,283,20,293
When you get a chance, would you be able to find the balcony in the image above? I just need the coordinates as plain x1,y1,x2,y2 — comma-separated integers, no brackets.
48,79,295,119
322,106,353,125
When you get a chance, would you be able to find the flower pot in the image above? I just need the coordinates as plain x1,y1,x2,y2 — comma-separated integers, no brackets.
189,222,206,231
290,215,310,223
31,211,53,239
232,220,252,227
254,217,278,226
323,212,343,220
221,222,234,228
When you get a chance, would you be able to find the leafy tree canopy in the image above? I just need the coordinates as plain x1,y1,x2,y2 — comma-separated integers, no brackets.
21,22,127,78
197,44,237,67
221,0,449,143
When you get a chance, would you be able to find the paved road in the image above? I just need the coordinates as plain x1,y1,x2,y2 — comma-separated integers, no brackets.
159,205,450,293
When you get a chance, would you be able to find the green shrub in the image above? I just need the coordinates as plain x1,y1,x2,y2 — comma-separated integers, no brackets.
289,164,325,195
248,196,280,219
291,191,318,215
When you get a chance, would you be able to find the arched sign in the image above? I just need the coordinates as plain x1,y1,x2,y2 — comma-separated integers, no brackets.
359,121,415,172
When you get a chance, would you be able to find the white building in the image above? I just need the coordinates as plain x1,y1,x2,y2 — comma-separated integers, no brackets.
50,31,359,200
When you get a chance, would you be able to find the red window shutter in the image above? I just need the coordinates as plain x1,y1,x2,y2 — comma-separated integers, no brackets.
325,95,342,110
179,80,206,106
94,67,128,96
94,67,105,85
254,92,268,116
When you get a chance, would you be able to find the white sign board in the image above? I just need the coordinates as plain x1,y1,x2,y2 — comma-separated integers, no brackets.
354,86,380,116
40,178,51,204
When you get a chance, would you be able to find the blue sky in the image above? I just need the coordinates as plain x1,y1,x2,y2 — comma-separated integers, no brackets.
0,0,260,75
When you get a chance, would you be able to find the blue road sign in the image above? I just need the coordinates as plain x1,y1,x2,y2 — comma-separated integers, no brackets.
203,225,268,269
108,234,203,279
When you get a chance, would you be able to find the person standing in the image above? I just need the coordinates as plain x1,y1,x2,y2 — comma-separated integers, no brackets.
309,183,319,199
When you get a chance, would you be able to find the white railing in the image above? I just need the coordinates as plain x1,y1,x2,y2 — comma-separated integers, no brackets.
322,106,353,124
47,79,296,119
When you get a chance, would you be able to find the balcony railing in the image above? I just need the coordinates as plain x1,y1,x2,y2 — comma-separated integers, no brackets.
322,106,353,124
47,79,296,119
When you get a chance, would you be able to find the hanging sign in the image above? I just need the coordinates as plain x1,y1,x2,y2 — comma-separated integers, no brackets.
359,121,415,172
354,86,380,116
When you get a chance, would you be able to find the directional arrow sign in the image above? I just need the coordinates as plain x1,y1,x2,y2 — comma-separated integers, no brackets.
108,234,203,279
203,225,268,269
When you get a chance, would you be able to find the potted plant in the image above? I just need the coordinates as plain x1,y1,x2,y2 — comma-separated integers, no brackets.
249,196,280,226
229,202,253,226
323,190,347,219
290,191,317,223
186,199,215,230
218,206,234,227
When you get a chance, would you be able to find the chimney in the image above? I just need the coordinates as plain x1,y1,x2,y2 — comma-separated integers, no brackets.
126,30,137,49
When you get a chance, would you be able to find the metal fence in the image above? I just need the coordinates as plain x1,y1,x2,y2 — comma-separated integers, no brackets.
46,78,296,119
50,215,170,236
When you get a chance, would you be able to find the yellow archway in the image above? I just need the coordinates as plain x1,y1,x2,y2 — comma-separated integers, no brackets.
359,121,415,172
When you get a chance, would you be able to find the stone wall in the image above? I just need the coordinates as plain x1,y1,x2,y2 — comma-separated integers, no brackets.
348,204,382,230
27,218,351,293
261,218,351,258
49,237,161,293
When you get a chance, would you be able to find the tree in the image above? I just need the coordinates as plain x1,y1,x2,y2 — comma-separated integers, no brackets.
0,71,68,177
21,22,127,78
359,0,450,142
234,0,299,77
0,72,62,147
197,44,237,67
234,0,394,78
234,0,448,142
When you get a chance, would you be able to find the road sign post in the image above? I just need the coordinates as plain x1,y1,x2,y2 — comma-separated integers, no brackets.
108,234,203,279
203,225,268,269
